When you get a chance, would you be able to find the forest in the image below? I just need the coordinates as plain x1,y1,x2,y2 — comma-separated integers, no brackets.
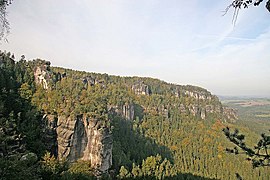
0,51,270,180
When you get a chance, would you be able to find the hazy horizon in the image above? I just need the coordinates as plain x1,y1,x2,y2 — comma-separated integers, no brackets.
1,0,270,97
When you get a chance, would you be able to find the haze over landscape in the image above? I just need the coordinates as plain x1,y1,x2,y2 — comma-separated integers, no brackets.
1,0,270,96
1,1,270,179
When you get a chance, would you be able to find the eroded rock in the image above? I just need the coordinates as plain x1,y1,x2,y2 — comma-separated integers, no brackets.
44,115,113,174
132,81,150,95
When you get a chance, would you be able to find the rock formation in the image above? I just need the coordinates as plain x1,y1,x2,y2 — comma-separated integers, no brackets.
132,81,150,95
42,114,58,156
44,115,113,174
122,103,135,121
33,60,237,176
222,107,238,123
108,103,135,121
184,90,212,101
34,61,51,89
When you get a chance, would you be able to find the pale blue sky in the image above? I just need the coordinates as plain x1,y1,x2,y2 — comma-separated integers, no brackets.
1,0,270,97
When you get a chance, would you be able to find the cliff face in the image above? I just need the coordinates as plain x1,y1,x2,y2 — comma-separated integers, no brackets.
44,114,112,173
108,103,135,121
223,107,238,123
34,61,51,89
180,89,237,121
33,60,237,175
132,81,150,95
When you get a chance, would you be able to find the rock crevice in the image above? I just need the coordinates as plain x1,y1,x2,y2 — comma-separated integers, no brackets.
44,114,112,173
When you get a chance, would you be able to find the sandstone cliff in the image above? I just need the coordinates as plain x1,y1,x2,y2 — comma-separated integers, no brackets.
33,60,237,175
132,81,150,95
108,103,135,121
43,114,113,174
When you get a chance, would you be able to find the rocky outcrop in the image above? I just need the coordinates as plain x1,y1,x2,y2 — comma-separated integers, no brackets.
173,90,237,121
222,107,238,123
184,90,212,101
108,103,135,121
80,117,112,173
34,61,51,89
132,81,150,95
122,103,135,121
44,115,113,174
42,114,58,156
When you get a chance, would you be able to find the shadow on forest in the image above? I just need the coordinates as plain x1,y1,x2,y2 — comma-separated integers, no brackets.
111,113,174,169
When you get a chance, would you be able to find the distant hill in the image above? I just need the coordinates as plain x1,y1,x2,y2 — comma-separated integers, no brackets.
221,97,270,135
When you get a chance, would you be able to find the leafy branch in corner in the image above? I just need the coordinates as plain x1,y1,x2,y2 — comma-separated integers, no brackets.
223,127,270,168
223,0,270,25
0,0,13,42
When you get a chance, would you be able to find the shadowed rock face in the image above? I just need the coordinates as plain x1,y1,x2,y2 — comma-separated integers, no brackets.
108,103,135,121
44,115,112,173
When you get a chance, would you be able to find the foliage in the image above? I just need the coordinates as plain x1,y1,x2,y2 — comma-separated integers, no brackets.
40,151,69,179
0,0,13,41
117,155,174,179
0,52,45,157
226,0,270,12
223,127,270,168
0,156,40,180
40,152,97,179
225,0,270,25
1,52,270,179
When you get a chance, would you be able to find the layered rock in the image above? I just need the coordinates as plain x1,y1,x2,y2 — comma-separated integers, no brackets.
44,115,112,174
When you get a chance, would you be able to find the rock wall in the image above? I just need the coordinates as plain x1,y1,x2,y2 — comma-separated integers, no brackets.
132,81,150,95
34,64,48,89
122,103,135,121
177,89,237,121
44,115,113,174
108,103,135,121
184,90,212,101
42,114,58,156
223,107,238,123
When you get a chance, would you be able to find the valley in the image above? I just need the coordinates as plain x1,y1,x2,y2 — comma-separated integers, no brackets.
221,97,270,134
1,53,269,179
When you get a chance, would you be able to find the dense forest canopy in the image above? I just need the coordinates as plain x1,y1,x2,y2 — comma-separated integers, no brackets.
0,0,269,179
1,52,269,179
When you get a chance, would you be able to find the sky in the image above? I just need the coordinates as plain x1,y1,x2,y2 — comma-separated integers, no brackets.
1,0,270,97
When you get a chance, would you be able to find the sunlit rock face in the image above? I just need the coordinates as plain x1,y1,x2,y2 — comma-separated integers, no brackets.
122,103,134,121
44,115,112,173
132,81,150,95
184,90,212,101
34,62,50,89
222,107,238,123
